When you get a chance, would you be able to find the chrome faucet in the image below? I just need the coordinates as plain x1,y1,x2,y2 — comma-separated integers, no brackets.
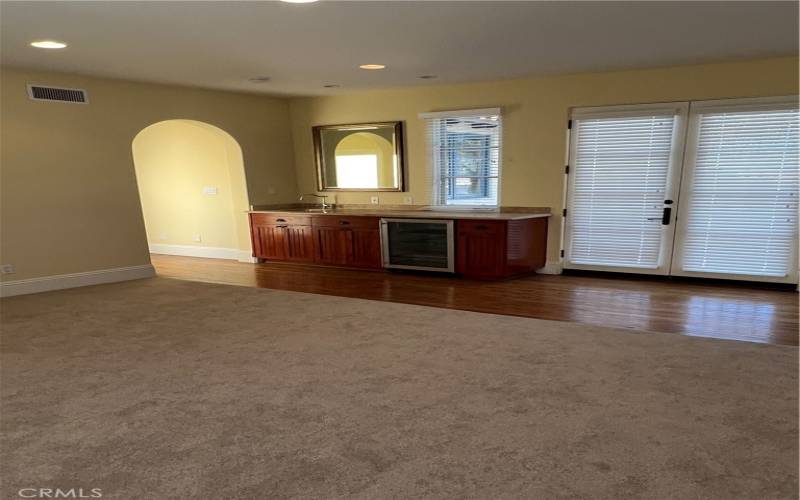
299,193,331,211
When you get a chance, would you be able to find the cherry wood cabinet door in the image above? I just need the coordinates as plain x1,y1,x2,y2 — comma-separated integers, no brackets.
283,225,315,262
348,228,382,269
456,221,506,278
313,227,349,265
313,226,382,268
252,224,286,260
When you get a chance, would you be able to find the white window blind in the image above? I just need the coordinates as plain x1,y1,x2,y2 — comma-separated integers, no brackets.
679,106,799,277
423,109,501,206
567,113,678,268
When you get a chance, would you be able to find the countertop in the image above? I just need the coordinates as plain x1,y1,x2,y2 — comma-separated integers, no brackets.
248,206,551,221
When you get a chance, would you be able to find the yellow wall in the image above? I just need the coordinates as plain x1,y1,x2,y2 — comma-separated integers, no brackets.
0,67,296,281
289,57,799,264
132,120,250,252
2,58,797,283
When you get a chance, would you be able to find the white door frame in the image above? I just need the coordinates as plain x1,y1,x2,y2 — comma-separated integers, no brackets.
670,96,799,284
563,102,689,275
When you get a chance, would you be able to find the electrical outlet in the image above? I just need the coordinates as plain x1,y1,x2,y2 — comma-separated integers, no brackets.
403,196,413,205
159,232,168,241
202,186,218,195
267,186,277,195
192,235,202,242
370,196,379,205
0,264,14,274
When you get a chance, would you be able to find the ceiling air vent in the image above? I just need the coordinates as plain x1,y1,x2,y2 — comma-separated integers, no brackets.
27,84,88,104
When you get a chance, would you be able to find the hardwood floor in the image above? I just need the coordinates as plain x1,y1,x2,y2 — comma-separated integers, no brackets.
150,254,799,346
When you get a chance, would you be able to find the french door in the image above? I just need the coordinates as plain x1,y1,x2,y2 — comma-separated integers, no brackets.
564,97,799,283
563,103,688,275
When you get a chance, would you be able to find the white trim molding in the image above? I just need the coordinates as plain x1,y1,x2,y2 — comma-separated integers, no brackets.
419,107,501,119
0,265,155,297
536,261,563,275
149,243,252,262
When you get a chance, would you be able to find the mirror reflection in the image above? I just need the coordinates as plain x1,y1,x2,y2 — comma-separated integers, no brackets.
313,122,404,191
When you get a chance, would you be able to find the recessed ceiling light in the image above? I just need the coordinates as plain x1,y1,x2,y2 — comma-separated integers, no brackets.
248,76,271,83
323,84,340,88
30,40,67,49
359,64,386,70
418,75,438,79
280,0,318,3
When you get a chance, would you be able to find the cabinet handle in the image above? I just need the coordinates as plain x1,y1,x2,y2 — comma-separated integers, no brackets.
276,225,288,228
276,218,286,222
474,225,489,230
339,220,350,225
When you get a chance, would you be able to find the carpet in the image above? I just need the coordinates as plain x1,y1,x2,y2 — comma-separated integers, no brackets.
1,277,797,499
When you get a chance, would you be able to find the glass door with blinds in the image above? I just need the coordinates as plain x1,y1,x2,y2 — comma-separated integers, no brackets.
672,97,799,283
563,103,688,275
563,96,799,283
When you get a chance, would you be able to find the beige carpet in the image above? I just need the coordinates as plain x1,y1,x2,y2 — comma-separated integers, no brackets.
1,277,797,499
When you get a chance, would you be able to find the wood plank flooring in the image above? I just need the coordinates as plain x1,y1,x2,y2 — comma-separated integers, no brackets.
150,254,799,346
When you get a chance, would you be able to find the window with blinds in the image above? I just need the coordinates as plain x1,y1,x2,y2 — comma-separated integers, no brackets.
678,105,799,277
566,111,680,268
421,109,501,206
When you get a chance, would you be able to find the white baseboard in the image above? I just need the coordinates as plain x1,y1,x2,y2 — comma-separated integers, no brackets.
536,261,563,275
149,243,252,262
0,265,155,298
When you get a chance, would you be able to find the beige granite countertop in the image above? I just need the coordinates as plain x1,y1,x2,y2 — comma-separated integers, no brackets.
248,205,551,221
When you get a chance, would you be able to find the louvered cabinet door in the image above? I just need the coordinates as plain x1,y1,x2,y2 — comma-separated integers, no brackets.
283,225,314,262
313,227,349,266
456,221,505,278
252,224,285,260
348,228,382,269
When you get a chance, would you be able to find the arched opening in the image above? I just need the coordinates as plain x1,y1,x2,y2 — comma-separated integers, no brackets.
132,119,251,261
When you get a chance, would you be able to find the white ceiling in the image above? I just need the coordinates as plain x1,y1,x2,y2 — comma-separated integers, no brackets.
1,1,797,97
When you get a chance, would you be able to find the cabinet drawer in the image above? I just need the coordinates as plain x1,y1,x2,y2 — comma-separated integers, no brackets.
457,220,505,236
250,213,311,226
312,215,379,229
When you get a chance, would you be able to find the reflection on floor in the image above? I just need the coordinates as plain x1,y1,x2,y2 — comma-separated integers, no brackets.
150,254,799,346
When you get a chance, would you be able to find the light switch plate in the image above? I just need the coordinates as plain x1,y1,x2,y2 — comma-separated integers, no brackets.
403,196,413,205
192,235,202,242
0,264,14,274
203,186,218,195
370,196,379,205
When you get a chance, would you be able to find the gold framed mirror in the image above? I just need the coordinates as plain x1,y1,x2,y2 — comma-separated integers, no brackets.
312,121,405,191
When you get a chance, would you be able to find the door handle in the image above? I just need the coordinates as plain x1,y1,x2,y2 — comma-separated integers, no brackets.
661,207,672,225
647,206,673,224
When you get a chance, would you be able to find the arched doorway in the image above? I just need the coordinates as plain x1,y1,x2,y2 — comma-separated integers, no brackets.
132,120,252,260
